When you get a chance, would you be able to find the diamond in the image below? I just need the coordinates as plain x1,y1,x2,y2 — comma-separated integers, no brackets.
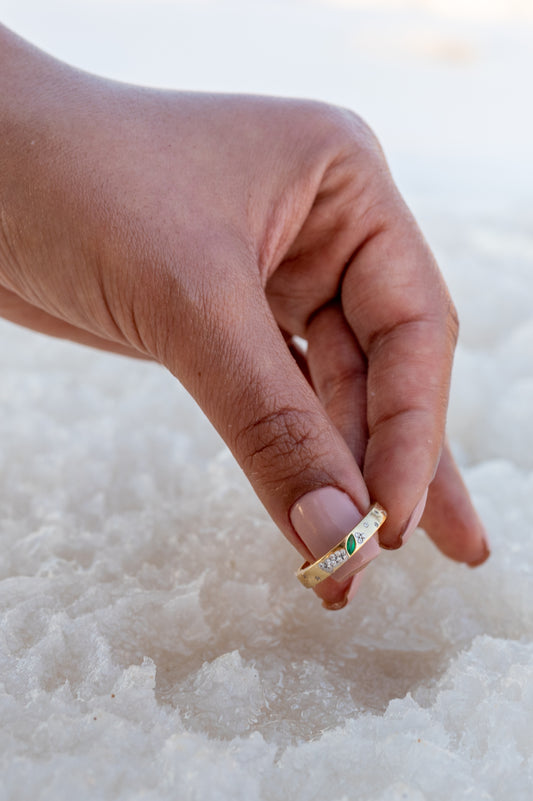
356,532,365,544
320,548,349,572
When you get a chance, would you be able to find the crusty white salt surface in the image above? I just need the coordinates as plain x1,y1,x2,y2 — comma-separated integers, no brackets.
1,2,532,799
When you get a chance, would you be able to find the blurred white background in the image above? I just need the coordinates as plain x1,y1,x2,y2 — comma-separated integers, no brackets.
3,0,533,215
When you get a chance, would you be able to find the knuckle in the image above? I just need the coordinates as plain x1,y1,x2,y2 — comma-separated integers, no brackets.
319,364,366,408
433,281,460,352
301,101,385,169
446,297,460,348
235,405,323,490
329,107,385,166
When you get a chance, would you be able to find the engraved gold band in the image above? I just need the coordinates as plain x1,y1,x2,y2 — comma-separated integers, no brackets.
295,503,387,588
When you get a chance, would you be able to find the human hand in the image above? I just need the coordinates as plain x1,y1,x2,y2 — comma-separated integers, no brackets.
0,27,489,609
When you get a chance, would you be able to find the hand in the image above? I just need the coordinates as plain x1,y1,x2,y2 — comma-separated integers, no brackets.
0,27,489,609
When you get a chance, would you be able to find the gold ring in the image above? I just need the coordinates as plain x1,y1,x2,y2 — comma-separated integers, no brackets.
295,502,387,588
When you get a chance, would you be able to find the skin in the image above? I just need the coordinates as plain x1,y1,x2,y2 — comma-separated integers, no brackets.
0,25,489,608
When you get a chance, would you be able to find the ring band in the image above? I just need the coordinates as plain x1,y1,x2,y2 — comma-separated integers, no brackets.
295,502,387,588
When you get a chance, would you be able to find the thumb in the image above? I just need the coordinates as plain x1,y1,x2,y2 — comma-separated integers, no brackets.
173,282,379,607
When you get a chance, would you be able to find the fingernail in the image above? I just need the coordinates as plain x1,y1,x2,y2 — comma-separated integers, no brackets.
401,488,429,544
345,568,366,604
321,570,366,610
321,596,348,611
290,487,379,584
467,533,491,568
380,489,428,550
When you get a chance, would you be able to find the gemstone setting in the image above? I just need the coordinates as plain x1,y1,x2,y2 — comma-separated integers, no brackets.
296,502,388,588
319,548,348,572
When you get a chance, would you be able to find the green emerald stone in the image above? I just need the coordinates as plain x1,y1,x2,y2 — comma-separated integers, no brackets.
346,533,356,555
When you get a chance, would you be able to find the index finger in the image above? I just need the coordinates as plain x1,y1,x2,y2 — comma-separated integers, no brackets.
341,202,459,547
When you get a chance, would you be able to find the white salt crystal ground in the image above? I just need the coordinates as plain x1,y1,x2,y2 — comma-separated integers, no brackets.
0,2,532,799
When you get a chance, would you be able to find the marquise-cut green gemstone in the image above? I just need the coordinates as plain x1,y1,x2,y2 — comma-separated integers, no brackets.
346,533,356,555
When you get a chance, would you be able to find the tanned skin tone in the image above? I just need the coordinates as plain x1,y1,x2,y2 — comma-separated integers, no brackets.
0,25,489,609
